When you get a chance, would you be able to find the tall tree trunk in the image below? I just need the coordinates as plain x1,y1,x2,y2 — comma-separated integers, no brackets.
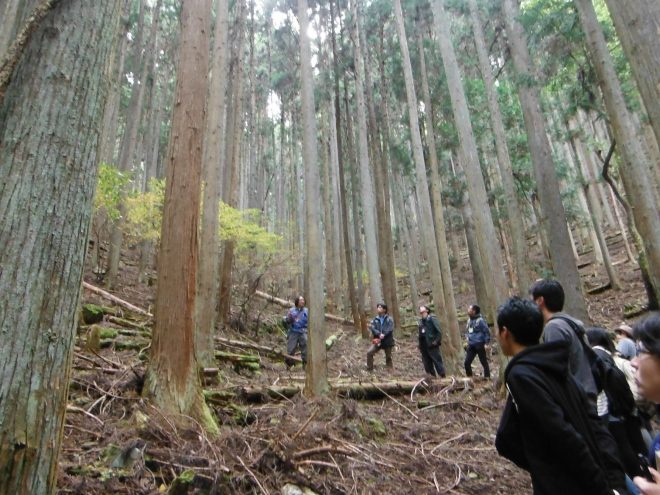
218,5,246,323
99,2,130,166
106,0,147,288
392,0,459,372
602,0,660,147
414,26,461,361
501,0,589,322
196,0,229,368
143,0,217,434
356,7,399,329
431,0,509,326
329,0,361,333
467,0,531,295
574,0,660,306
0,2,119,491
350,0,383,311
297,0,328,395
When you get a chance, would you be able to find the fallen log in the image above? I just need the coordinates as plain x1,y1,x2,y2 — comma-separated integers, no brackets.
204,377,472,404
215,336,302,363
215,350,261,371
82,281,153,318
254,290,353,325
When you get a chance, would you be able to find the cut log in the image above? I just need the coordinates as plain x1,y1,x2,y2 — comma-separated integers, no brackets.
215,336,303,363
214,350,261,371
82,281,153,318
254,290,353,325
203,377,472,404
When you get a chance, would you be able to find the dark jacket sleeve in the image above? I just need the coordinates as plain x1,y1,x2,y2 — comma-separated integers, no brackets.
505,368,611,495
429,316,441,346
477,318,490,343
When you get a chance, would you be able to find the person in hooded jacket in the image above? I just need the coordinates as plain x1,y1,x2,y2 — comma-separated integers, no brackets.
365,302,395,371
495,297,627,495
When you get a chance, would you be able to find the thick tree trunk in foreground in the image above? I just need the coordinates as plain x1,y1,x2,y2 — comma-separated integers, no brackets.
298,0,328,396
502,0,589,322
143,0,217,433
0,1,118,492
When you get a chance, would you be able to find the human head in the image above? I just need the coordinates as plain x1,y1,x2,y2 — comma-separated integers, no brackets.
585,327,615,353
294,295,305,308
632,313,660,403
614,323,634,340
496,297,544,355
468,305,480,317
530,279,565,313
376,302,388,314
419,305,430,317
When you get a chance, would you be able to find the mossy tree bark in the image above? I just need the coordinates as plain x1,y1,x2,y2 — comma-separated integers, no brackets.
0,1,119,492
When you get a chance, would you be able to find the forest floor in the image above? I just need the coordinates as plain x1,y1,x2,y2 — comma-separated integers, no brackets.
57,232,651,494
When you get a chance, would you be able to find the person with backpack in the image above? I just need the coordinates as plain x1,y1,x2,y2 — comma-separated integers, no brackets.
531,279,598,406
464,304,491,379
283,295,308,368
586,328,647,481
494,297,627,495
417,305,446,378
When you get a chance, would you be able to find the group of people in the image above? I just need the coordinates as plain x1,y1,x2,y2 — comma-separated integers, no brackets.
282,280,660,494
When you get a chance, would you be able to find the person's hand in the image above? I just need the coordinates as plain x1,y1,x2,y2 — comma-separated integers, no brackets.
634,467,660,494
379,333,384,339
372,338,381,345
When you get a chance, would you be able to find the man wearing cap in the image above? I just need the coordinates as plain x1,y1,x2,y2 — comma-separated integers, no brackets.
614,324,637,360
366,303,395,371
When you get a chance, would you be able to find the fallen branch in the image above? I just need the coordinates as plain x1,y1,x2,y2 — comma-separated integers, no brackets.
215,336,302,363
82,281,152,318
254,290,353,325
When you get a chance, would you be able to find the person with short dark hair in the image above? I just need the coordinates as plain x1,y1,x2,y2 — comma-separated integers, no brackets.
530,278,598,405
417,305,445,378
631,313,660,495
366,303,395,371
464,304,490,378
495,297,627,495
284,295,308,367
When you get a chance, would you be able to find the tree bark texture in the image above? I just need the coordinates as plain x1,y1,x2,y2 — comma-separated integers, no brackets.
467,0,531,295
501,0,589,322
574,0,660,306
603,0,660,148
297,0,329,396
196,0,229,368
350,0,383,312
0,1,119,492
143,0,217,433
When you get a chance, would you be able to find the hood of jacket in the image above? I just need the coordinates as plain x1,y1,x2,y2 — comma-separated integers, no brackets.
504,340,571,382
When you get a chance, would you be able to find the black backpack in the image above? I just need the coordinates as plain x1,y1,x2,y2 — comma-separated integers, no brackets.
550,316,635,418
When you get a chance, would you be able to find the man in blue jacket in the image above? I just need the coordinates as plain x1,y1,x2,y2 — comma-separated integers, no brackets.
464,304,491,378
284,295,308,368
366,302,394,371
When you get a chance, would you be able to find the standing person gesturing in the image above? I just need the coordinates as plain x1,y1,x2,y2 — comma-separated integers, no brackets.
284,296,308,368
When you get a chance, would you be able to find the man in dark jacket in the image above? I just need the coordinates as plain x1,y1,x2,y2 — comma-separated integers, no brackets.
366,302,394,371
464,304,491,378
417,305,445,377
495,297,626,495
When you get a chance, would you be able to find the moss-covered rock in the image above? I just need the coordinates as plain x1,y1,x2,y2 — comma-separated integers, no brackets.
82,304,105,324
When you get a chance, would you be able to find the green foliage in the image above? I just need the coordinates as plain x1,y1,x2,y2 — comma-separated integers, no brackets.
125,178,165,243
218,202,281,255
94,163,132,222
